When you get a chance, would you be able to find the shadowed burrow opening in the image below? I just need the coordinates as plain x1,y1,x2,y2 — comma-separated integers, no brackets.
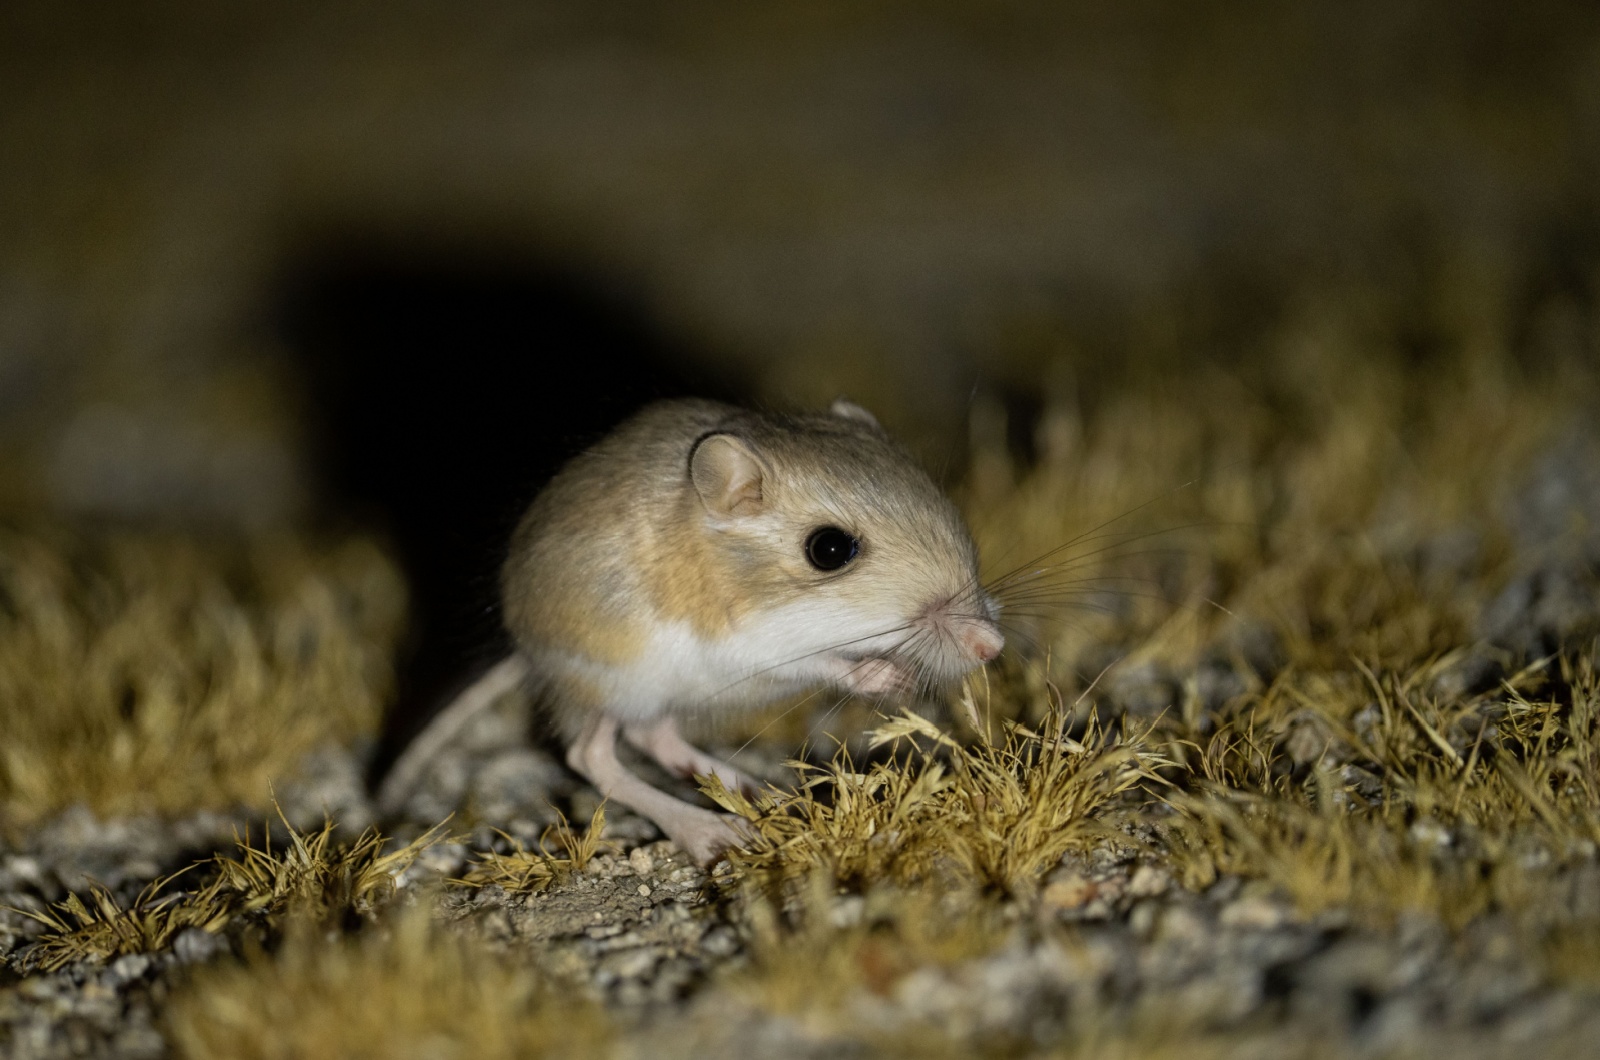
272,233,747,779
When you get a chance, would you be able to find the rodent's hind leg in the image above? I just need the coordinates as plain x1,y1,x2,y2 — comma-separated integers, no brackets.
622,717,763,798
567,713,753,867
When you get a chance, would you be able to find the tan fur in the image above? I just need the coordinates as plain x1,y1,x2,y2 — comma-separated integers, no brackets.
501,401,746,656
501,398,994,740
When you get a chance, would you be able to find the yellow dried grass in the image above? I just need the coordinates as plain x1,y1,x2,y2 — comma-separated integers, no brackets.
455,805,609,892
165,906,610,1060
706,700,1161,894
0,528,405,833
13,812,446,971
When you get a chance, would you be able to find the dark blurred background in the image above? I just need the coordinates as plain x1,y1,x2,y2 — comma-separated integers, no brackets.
3,0,1598,748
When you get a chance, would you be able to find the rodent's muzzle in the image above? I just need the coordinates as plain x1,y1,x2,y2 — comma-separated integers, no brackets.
961,620,1004,664
917,591,1004,675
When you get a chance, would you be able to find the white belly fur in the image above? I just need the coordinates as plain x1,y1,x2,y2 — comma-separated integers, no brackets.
559,599,910,723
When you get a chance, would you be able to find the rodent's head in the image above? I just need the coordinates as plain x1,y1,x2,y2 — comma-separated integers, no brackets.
686,399,1002,697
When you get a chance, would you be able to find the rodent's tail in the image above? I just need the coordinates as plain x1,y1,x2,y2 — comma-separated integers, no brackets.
373,653,531,817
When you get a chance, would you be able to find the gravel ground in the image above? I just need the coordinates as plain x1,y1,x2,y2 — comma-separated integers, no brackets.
9,802,1600,1059
3,436,1600,1058
8,667,1600,1059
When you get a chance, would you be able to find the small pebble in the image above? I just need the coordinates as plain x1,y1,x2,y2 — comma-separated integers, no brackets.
701,924,739,958
2,856,45,889
1128,865,1171,898
1220,895,1290,931
106,954,150,986
829,894,866,929
638,884,652,897
609,947,660,981
172,928,221,965
1040,873,1095,911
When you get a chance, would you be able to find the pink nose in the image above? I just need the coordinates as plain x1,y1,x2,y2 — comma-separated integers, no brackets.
963,623,1004,664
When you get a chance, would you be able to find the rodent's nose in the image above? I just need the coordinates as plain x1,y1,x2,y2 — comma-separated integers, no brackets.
963,623,1003,664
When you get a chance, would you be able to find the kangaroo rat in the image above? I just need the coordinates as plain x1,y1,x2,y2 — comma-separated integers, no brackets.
378,398,1003,865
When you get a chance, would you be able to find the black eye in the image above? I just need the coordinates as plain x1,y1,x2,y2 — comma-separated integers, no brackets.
805,526,859,571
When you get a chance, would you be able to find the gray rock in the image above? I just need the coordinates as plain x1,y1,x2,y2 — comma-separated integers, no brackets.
1282,710,1352,768
0,855,48,895
1195,659,1248,714
1109,662,1181,718
171,928,222,965
468,748,567,825
1417,525,1486,587
1503,429,1600,557
1480,564,1600,656
1428,645,1509,701
1222,621,1288,681
699,924,740,959
1339,764,1384,802
272,744,376,834
102,954,149,988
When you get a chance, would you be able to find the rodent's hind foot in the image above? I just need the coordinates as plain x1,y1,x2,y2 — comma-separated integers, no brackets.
566,712,756,869
661,807,755,868
624,717,764,798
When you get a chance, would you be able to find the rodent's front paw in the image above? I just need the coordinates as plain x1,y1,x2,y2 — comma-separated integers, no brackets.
838,656,914,697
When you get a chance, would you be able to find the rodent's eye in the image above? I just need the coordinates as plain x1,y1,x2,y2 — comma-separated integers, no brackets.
805,526,859,572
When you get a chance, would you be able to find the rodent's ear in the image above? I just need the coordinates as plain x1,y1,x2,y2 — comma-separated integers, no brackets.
690,433,766,518
829,398,882,430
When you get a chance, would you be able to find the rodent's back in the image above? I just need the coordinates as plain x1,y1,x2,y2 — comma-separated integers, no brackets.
500,398,733,663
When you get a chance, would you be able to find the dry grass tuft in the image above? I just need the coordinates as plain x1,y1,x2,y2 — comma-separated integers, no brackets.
0,527,405,833
455,805,609,892
13,868,238,973
209,814,449,924
706,701,1160,894
940,306,1600,937
13,813,445,971
1156,652,1600,927
164,906,611,1060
